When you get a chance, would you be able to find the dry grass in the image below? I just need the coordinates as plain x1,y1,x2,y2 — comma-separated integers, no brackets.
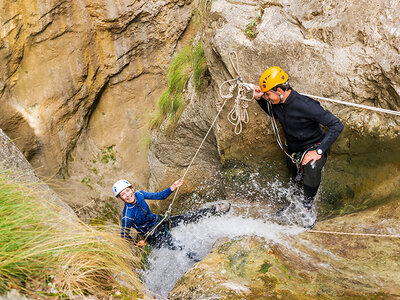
0,169,149,299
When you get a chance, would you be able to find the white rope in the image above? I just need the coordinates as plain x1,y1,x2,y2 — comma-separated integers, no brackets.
145,96,230,240
219,51,255,134
301,93,400,116
145,50,254,239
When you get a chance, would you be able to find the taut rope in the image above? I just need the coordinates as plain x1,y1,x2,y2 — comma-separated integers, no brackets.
308,229,400,238
144,96,230,240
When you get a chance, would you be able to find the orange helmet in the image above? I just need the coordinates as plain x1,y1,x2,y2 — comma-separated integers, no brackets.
259,66,289,92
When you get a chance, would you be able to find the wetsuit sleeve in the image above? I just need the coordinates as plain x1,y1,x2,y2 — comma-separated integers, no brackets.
255,97,274,117
140,187,173,200
309,103,344,153
121,215,135,242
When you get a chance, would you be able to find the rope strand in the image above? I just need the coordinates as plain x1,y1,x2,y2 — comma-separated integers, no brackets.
144,97,230,240
308,229,400,238
301,93,400,116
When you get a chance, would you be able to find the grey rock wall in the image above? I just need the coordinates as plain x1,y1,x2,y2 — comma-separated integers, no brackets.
0,128,75,215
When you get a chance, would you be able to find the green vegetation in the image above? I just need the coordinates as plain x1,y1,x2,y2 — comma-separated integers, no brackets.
259,261,271,273
0,170,144,298
140,134,152,151
99,146,116,164
244,8,264,40
89,202,120,226
150,41,208,133
80,176,93,189
193,0,214,27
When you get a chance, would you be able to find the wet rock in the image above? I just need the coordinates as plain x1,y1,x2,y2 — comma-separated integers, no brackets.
170,199,400,298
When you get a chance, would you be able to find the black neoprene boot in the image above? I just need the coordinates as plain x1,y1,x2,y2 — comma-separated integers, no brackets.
302,196,314,211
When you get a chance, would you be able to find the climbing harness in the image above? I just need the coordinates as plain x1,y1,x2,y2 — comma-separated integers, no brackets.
308,229,400,238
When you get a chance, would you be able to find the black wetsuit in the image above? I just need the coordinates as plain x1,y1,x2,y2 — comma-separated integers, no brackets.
145,207,217,249
256,90,343,207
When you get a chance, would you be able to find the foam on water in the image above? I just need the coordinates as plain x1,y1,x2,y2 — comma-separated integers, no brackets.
142,209,305,298
142,173,317,298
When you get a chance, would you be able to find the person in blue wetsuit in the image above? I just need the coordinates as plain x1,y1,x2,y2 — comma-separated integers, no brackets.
113,179,230,248
253,66,343,212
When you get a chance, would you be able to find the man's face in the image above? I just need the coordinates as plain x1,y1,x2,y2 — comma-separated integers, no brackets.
264,90,282,104
118,187,135,203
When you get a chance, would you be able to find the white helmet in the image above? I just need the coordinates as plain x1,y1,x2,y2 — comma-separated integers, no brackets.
113,179,132,197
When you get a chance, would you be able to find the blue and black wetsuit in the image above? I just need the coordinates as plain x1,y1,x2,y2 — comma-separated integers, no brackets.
256,90,344,206
121,187,216,248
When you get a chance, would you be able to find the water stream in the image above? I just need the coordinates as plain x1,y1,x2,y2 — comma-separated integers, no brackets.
142,169,316,298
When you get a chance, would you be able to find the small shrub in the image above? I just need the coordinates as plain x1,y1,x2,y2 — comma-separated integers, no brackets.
100,146,116,164
80,177,93,189
244,8,264,40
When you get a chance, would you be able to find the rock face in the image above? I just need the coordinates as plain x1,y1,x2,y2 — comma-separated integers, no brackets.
1,0,194,211
0,129,75,215
149,0,400,217
1,0,399,217
170,200,400,298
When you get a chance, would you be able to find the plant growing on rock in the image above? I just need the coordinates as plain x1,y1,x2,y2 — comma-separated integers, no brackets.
244,8,264,40
150,41,208,133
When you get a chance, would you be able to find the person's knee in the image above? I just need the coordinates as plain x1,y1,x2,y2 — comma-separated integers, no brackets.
303,164,321,187
303,155,326,187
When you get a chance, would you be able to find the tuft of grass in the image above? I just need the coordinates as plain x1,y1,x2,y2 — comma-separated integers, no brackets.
150,41,208,133
0,170,146,298
140,134,152,151
192,42,207,90
80,177,93,189
244,8,264,40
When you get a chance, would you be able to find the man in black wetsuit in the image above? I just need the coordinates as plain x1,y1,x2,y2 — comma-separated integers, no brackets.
253,66,343,212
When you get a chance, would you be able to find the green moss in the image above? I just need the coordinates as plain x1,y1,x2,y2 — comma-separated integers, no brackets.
260,274,278,290
259,261,272,273
226,250,250,278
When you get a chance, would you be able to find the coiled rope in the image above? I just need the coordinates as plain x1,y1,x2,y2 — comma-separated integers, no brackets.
220,51,255,135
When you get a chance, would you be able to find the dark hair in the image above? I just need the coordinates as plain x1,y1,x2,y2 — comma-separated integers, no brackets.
272,82,291,92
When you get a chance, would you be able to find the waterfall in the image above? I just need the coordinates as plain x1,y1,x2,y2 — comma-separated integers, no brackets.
142,173,315,298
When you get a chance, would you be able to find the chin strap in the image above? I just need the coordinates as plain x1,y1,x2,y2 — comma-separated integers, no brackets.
270,90,285,103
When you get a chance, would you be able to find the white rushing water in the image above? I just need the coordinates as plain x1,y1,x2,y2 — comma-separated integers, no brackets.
142,173,317,298
142,204,311,298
